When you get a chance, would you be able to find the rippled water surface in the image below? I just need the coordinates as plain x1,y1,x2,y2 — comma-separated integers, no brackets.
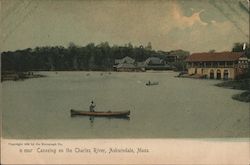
2,71,249,138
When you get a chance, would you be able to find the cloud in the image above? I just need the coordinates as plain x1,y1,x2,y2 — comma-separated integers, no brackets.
170,1,208,28
159,1,248,52
1,0,248,52
164,18,247,52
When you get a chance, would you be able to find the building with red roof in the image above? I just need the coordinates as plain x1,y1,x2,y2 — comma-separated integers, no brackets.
186,51,248,79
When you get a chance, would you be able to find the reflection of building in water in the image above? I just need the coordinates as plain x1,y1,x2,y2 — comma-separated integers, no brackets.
186,52,249,80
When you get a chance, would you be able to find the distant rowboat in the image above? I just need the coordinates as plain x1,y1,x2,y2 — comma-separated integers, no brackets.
70,109,130,118
146,81,159,86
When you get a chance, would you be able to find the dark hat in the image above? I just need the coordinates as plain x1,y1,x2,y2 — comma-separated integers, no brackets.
91,101,94,103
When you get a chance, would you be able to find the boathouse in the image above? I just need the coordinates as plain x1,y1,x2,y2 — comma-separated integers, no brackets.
186,52,248,79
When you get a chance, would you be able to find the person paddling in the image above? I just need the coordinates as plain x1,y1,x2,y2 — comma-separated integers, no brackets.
89,101,96,112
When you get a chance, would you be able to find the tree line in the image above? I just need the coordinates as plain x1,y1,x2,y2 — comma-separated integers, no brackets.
2,42,183,72
1,42,249,73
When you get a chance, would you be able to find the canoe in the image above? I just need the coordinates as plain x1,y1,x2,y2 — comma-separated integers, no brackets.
70,109,130,117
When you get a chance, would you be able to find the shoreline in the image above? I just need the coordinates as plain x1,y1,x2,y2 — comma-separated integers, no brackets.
215,79,250,102
176,73,250,103
2,70,249,103
1,71,46,82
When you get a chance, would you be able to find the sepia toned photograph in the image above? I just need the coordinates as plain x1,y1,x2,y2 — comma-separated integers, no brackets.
1,0,249,164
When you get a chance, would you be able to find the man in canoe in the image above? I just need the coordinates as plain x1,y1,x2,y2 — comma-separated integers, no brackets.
89,101,96,112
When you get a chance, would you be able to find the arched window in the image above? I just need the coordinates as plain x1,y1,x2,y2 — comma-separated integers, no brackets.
210,69,214,79
223,70,229,80
216,69,221,79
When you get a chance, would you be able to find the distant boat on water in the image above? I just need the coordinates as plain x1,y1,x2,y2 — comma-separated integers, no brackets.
146,81,159,86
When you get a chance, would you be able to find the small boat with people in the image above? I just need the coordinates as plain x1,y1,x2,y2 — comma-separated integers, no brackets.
146,81,159,86
71,101,130,119
70,109,130,118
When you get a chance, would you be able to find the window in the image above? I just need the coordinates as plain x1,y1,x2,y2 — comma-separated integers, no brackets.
223,70,229,80
210,69,214,79
216,69,221,79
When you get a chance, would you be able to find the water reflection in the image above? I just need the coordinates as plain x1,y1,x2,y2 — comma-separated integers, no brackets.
89,116,94,127
71,115,130,127
71,115,130,120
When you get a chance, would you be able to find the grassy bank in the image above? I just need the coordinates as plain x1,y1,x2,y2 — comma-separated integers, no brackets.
216,79,250,102
232,91,250,102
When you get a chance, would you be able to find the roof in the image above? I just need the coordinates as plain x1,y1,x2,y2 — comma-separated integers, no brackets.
186,52,245,62
115,56,135,64
145,57,163,65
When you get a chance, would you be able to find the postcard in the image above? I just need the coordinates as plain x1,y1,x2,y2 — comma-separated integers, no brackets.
1,0,249,164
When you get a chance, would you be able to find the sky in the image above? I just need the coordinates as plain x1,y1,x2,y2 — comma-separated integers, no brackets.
1,0,249,53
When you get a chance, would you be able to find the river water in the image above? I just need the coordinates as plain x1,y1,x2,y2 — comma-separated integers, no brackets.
2,71,249,138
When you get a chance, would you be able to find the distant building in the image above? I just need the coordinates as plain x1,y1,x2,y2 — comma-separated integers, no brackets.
165,55,178,63
114,56,141,72
116,63,137,72
167,49,189,62
145,57,165,65
114,56,172,71
186,52,248,79
144,57,171,70
114,56,135,65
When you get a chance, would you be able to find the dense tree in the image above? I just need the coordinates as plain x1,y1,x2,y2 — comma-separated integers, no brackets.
1,42,189,72
145,42,152,50
232,43,244,52
232,42,250,58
